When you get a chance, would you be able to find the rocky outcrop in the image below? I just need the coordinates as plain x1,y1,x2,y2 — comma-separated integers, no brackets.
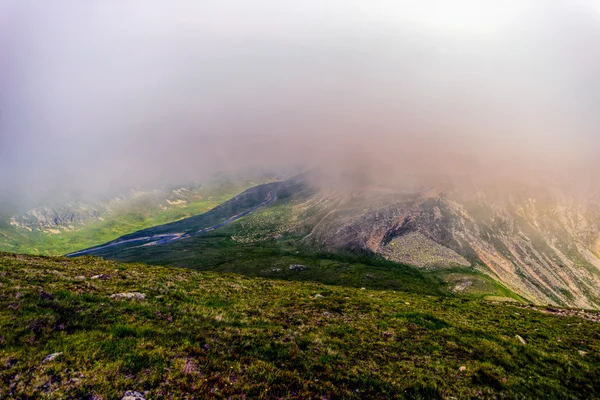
8,185,208,233
300,186,600,309
10,205,102,232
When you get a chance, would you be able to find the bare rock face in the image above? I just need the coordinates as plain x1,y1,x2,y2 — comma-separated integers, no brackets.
380,232,470,269
7,184,208,233
10,204,102,232
298,185,600,309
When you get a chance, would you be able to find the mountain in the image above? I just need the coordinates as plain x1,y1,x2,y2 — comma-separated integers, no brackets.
0,170,289,256
2,252,600,399
298,184,600,309
72,174,600,309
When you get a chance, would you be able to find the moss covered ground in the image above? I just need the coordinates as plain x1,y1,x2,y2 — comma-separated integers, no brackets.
1,253,600,399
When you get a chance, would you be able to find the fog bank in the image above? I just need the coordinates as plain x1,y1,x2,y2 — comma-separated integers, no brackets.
1,1,600,202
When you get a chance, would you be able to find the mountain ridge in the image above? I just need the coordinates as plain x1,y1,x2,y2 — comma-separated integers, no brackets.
70,175,600,309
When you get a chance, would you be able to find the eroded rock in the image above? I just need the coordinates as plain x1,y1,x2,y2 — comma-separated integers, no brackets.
110,292,146,300
43,352,62,363
121,391,145,400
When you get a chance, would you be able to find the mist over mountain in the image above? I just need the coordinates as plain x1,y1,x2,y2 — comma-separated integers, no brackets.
1,0,600,203
5,4,600,397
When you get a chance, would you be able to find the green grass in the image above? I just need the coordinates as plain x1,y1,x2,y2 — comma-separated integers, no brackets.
86,196,525,301
0,196,228,256
1,252,600,399
88,224,526,301
435,268,529,302
108,180,298,241
0,177,273,256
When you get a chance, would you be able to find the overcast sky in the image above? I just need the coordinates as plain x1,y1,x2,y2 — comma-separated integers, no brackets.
1,1,600,202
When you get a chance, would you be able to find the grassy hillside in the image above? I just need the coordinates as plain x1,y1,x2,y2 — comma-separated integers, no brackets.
99,180,301,243
86,195,525,302
1,253,600,399
0,196,228,256
83,226,526,302
0,175,279,256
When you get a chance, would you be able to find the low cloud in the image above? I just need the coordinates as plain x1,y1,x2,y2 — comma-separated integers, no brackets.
1,1,599,203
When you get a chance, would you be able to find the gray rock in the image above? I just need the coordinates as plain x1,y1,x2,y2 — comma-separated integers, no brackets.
314,294,325,299
121,391,145,400
289,264,308,271
515,335,527,345
43,352,62,363
110,292,146,300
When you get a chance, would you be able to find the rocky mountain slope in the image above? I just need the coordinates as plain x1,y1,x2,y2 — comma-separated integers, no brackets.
72,175,600,309
297,186,600,309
